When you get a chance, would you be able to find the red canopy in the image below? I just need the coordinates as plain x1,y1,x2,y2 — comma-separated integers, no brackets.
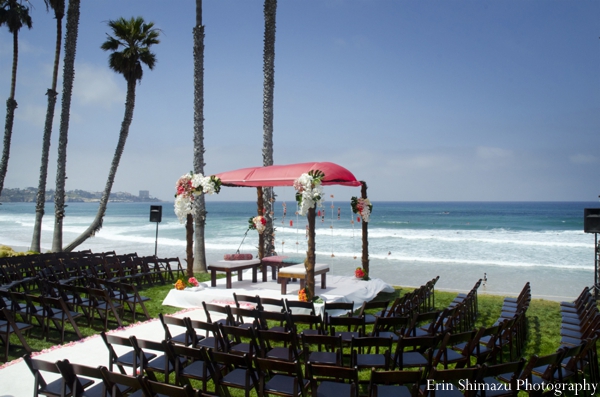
215,162,362,187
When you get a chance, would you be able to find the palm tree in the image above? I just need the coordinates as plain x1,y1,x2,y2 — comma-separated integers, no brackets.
52,0,80,252
262,0,277,257
31,0,65,253
63,16,159,252
193,0,208,275
0,0,32,198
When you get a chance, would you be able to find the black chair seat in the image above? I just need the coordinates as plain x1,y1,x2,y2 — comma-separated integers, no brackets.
376,384,414,397
181,360,213,380
318,381,353,396
117,350,157,367
265,346,299,361
399,352,429,367
433,348,464,362
307,351,338,365
265,374,310,395
221,368,248,388
356,354,387,367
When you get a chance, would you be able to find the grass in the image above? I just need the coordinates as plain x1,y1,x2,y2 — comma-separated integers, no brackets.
3,275,578,396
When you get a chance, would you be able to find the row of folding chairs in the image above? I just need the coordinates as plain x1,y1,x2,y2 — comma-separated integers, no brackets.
99,321,600,397
384,276,440,318
558,286,600,383
484,282,531,362
24,353,198,397
0,272,155,362
0,250,185,292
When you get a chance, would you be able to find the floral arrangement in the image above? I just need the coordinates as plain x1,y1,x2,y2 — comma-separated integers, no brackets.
174,172,221,223
298,288,308,302
174,279,186,290
174,277,200,290
293,170,325,216
355,267,370,281
248,215,267,234
351,196,373,223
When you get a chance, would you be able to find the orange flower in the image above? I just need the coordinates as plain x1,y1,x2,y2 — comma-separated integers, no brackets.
298,288,308,302
174,279,186,290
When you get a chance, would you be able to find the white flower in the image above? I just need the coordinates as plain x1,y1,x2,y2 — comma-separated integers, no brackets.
294,172,325,216
174,196,193,224
191,173,205,190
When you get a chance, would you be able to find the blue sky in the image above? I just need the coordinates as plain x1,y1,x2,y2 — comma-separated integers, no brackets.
0,0,598,202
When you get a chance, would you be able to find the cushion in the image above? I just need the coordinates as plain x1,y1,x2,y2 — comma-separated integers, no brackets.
261,255,289,263
224,253,253,260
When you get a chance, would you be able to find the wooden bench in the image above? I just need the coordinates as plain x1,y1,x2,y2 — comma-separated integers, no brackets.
277,263,330,295
260,255,306,282
207,259,261,289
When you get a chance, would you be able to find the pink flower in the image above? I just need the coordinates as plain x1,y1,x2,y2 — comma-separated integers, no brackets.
188,277,199,287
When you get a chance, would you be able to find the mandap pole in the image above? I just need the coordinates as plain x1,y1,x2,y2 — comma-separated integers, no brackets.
257,187,265,259
306,206,316,299
361,181,369,275
185,214,194,278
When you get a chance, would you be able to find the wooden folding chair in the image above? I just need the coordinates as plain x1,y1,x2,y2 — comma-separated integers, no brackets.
368,367,423,397
207,350,259,397
301,333,343,366
100,331,156,375
99,366,145,397
24,354,74,397
55,359,105,397
159,313,192,346
0,306,32,362
255,357,310,397
306,362,359,397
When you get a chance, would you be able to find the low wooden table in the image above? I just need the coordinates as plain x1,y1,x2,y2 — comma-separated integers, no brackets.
207,259,261,289
277,263,330,295
260,255,293,282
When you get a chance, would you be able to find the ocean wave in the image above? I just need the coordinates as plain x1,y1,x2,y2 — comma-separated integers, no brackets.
317,250,592,271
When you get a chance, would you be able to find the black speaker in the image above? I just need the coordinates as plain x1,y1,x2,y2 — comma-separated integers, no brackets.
150,205,162,223
584,208,600,233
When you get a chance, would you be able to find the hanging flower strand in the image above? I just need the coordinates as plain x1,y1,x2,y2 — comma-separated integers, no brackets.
351,196,373,223
293,170,325,216
174,172,221,223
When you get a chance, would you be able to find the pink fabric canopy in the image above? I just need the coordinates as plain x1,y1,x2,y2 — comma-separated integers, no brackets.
215,162,362,187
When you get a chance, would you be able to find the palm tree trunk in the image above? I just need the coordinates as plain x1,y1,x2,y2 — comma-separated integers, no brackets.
31,11,63,253
30,89,57,252
63,77,136,252
262,0,277,257
52,0,80,252
0,30,20,198
193,0,208,273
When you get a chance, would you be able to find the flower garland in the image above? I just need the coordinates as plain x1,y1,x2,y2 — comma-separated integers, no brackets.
293,170,325,216
351,196,373,223
248,215,267,234
174,172,221,223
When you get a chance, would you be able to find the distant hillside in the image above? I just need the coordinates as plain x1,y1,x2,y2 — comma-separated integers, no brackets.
0,188,163,203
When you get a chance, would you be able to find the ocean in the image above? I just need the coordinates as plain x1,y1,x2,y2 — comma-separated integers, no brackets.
0,200,597,301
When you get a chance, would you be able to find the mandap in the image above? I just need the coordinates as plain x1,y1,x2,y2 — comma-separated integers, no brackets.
215,161,370,299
